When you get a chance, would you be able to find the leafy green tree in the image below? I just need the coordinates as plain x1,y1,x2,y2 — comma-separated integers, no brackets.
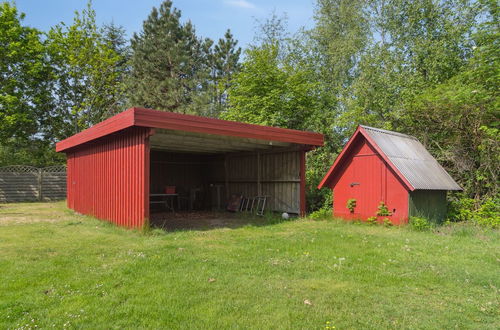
311,0,369,93
222,43,318,129
407,80,498,200
128,0,207,114
340,45,407,131
45,2,124,141
0,2,50,143
289,1,371,210
0,140,64,167
342,0,479,131
405,0,499,201
0,2,61,166
222,14,319,131
221,14,333,211
380,0,477,83
253,11,290,57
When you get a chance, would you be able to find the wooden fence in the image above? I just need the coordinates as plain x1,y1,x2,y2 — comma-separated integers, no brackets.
0,165,66,203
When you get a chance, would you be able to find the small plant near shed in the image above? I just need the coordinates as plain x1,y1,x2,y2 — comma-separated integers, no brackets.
346,199,357,213
383,218,393,226
409,216,432,231
376,202,392,216
366,216,377,225
309,208,332,220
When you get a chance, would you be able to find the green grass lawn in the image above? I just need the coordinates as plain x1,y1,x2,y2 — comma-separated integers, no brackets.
1,202,499,329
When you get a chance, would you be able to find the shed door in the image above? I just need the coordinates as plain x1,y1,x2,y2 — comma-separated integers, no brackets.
350,155,384,217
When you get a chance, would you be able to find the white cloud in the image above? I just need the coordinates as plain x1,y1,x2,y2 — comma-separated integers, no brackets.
224,0,256,10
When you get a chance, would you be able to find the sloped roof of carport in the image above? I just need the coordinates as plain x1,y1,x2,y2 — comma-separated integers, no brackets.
56,107,324,153
318,125,462,191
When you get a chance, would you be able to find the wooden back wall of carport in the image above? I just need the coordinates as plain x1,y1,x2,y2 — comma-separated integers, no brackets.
150,149,303,214
207,151,302,214
66,127,151,228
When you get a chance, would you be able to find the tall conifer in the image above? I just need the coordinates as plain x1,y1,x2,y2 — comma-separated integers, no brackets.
128,0,205,114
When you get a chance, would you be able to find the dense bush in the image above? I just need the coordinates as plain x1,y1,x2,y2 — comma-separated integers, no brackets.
447,196,500,228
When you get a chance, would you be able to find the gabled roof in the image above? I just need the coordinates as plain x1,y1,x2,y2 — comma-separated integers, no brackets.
318,125,462,191
56,107,324,152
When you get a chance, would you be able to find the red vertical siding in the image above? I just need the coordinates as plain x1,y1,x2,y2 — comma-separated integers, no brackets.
383,165,409,225
66,127,150,228
331,138,409,224
67,153,75,210
143,133,150,223
350,153,383,216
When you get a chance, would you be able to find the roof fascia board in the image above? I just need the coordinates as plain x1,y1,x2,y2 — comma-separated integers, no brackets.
317,126,363,189
56,108,324,153
133,107,324,146
55,109,135,152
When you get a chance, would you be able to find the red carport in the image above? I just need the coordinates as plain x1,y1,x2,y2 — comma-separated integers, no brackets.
56,108,324,228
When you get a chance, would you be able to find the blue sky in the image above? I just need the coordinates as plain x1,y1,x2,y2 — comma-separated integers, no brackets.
14,0,316,49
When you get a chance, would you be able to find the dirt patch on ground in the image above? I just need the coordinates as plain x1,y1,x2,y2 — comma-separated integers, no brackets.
0,202,68,225
0,202,272,229
150,210,266,231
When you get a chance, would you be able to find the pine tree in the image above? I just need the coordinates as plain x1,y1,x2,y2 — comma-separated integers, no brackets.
103,22,130,117
208,29,241,117
128,0,206,114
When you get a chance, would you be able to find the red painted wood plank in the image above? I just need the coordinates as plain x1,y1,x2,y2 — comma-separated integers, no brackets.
143,129,152,227
318,126,363,189
330,138,410,224
318,126,414,191
133,108,324,146
56,109,135,152
65,127,150,228
56,107,324,152
132,107,317,136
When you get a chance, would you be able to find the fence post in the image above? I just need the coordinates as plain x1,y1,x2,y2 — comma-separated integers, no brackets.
38,168,43,201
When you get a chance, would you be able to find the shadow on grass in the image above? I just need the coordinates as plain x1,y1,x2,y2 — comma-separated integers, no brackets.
149,210,298,232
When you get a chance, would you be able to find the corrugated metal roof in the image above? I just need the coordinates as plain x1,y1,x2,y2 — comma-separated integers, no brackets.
361,126,462,191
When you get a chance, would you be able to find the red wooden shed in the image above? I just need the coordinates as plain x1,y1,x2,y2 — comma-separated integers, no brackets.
318,125,461,224
56,108,323,228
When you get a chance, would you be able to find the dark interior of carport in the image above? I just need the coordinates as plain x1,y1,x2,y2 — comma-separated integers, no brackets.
148,128,305,227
